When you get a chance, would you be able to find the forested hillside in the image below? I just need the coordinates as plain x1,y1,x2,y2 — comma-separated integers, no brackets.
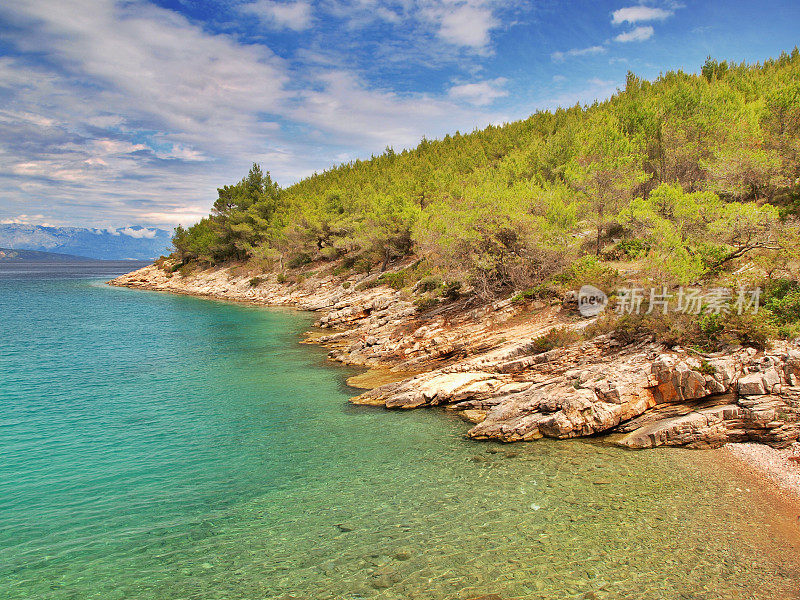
172,50,800,345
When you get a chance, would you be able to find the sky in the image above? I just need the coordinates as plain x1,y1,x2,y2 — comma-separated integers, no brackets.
0,0,798,229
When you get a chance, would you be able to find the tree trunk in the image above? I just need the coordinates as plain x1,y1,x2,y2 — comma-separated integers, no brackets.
595,203,604,256
380,247,390,272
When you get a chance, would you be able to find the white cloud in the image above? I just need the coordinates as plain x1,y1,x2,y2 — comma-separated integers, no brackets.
551,45,606,62
242,0,313,31
422,1,499,49
290,70,504,147
614,25,654,42
1,214,47,225
119,226,157,238
154,145,207,162
612,6,672,25
92,140,148,155
448,77,508,106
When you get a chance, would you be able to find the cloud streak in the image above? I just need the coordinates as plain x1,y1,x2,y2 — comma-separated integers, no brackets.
448,77,508,106
242,0,314,31
614,25,654,42
552,45,606,62
612,6,673,25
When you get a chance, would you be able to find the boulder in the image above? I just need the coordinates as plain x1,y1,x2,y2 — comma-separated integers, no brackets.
738,373,767,396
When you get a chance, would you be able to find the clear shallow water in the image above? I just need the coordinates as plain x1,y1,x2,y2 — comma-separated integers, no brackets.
1,263,799,600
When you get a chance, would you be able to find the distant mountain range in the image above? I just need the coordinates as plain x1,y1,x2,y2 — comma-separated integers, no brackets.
0,248,100,261
0,225,172,260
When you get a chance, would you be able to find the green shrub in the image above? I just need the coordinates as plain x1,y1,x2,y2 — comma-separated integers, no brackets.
342,281,351,289
249,276,264,287
777,322,800,340
699,312,724,338
276,273,286,284
341,255,358,270
417,276,441,293
764,280,800,325
699,359,715,375
154,256,169,270
720,312,773,350
378,271,407,290
556,255,620,292
414,296,439,312
355,278,381,292
512,283,558,303
587,309,774,351
529,327,582,353
353,256,373,274
602,240,649,261
287,253,312,269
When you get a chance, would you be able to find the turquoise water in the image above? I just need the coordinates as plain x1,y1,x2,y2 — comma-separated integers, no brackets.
1,263,799,600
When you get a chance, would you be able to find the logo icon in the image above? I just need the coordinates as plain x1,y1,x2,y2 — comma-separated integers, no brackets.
578,285,608,317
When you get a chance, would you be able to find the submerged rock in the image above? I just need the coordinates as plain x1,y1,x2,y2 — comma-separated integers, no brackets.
392,547,414,561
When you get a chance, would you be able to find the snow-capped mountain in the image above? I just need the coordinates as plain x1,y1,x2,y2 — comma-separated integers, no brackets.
0,225,172,260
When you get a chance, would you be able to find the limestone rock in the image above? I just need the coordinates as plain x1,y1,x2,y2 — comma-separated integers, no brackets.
738,373,767,396
112,262,800,450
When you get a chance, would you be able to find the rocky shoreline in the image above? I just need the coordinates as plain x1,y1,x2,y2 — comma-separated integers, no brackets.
110,261,800,496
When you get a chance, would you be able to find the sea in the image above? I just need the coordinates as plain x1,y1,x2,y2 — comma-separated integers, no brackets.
1,261,798,599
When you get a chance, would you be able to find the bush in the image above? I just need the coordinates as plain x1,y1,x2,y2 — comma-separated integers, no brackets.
777,322,800,340
378,271,407,290
414,296,440,312
249,276,264,287
417,276,441,293
333,264,350,277
587,310,774,351
529,327,582,353
720,312,773,350
440,281,462,300
602,239,649,261
276,273,286,284
699,359,715,375
342,281,351,289
512,283,559,303
354,278,381,292
154,256,170,270
699,312,725,339
764,280,800,325
340,255,358,270
556,255,620,293
287,253,312,269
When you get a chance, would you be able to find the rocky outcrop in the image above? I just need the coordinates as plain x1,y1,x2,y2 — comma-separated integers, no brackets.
111,262,800,450
355,340,800,450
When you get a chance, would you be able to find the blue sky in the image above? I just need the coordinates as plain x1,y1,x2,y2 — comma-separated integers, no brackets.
1,0,798,228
